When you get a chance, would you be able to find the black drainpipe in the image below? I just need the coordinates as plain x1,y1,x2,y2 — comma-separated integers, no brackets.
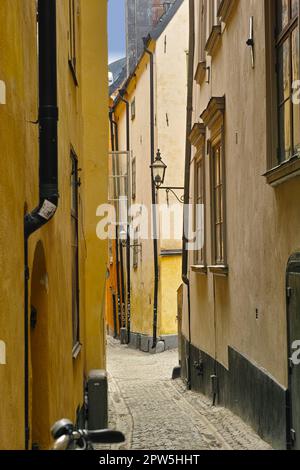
109,111,118,338
182,0,195,390
24,0,59,449
109,110,115,152
115,228,122,336
112,117,126,334
119,235,126,332
118,90,131,344
144,47,159,349
112,120,124,336
109,110,122,336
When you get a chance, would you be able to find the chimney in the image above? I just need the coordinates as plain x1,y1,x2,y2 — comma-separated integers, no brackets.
125,0,176,76
152,1,175,26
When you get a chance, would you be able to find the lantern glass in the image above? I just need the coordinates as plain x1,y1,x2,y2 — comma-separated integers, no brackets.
151,150,167,188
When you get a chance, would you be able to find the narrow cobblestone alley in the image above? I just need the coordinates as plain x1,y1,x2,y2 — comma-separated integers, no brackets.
99,338,272,451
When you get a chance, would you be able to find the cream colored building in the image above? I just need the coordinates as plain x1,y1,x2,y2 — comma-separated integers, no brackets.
110,0,188,351
181,0,300,450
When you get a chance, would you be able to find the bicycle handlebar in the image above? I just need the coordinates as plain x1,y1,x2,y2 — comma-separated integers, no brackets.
51,419,125,450
83,429,125,444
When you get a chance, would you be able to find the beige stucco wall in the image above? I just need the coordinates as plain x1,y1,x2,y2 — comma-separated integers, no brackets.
182,0,300,388
155,0,188,251
114,2,188,338
115,54,155,336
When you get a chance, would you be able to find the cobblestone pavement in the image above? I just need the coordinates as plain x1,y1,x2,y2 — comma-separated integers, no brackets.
97,337,272,451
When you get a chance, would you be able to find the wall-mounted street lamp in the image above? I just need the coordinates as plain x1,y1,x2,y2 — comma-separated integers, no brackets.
150,149,184,204
119,226,128,247
150,149,167,188
119,225,143,251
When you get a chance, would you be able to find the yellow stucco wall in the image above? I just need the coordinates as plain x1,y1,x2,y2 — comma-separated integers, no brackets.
159,256,182,335
80,0,108,373
0,1,35,450
0,0,107,450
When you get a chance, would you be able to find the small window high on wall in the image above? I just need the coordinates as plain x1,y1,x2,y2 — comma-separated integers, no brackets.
206,0,221,37
199,0,207,62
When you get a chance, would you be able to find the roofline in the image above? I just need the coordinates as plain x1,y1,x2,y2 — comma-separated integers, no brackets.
110,0,185,111
110,38,155,111
149,0,184,41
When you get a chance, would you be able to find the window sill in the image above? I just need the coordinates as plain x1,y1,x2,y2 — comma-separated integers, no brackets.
72,342,82,360
264,155,300,187
194,61,207,86
217,0,237,24
191,265,207,275
69,60,79,87
208,265,229,276
205,25,222,57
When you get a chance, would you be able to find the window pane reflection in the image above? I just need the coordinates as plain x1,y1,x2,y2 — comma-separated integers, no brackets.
277,0,289,32
292,27,300,154
279,101,291,161
292,0,299,18
278,39,291,104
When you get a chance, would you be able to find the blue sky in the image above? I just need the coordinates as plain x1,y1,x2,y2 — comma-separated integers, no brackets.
108,0,126,64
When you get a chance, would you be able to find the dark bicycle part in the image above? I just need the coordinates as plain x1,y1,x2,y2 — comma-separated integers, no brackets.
83,429,125,444
51,419,74,440
51,418,125,450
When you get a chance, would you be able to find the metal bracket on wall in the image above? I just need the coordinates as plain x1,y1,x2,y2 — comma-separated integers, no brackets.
211,374,218,397
287,286,293,303
206,66,211,84
246,17,255,68
290,428,296,446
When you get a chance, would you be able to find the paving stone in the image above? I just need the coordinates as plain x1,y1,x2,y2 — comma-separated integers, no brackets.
96,337,272,451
